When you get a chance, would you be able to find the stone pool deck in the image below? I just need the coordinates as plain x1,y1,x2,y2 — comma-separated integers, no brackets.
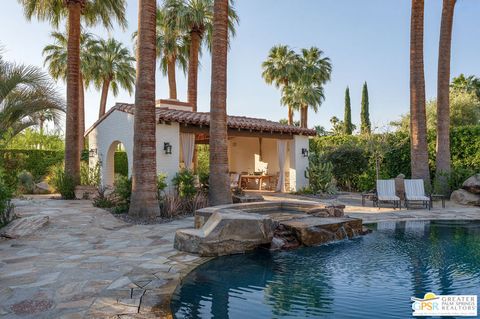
0,198,210,318
0,195,479,318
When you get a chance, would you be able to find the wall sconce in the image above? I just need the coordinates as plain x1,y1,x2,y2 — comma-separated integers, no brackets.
301,148,309,157
89,148,97,157
164,142,172,155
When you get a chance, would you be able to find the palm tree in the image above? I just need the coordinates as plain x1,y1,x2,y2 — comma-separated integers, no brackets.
410,0,430,184
262,45,298,125
281,47,331,128
43,31,94,150
435,0,456,190
297,47,331,128
209,0,231,206
133,6,188,100
159,3,189,100
129,0,160,218
451,74,480,99
176,0,238,111
18,0,127,183
89,38,135,117
281,76,325,129
0,57,64,141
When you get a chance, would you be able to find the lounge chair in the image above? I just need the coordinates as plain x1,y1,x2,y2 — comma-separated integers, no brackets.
404,179,431,210
376,179,401,209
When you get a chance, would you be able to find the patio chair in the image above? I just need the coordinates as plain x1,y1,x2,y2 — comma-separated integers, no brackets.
230,173,240,189
376,179,401,209
404,179,431,210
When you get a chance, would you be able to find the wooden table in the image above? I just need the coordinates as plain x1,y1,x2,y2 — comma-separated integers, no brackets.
240,175,273,190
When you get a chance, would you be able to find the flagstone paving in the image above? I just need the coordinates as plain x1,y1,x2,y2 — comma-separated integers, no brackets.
1,195,479,318
0,198,210,318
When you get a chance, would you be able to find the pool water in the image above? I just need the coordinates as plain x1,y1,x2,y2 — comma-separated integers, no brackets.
171,220,480,318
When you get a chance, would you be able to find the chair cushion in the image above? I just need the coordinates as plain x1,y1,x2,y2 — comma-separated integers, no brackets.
378,195,400,201
406,195,430,201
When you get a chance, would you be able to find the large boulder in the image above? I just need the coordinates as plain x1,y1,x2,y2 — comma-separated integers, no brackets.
174,210,274,257
451,189,480,206
1,215,49,239
462,174,480,194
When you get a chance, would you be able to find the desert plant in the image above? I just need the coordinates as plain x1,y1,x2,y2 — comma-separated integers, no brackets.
17,170,35,194
160,191,184,219
80,161,101,186
47,163,75,199
305,154,336,194
92,186,115,209
172,170,196,199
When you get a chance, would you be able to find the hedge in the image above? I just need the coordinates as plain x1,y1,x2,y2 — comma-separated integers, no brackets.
114,152,128,176
310,125,480,192
0,149,64,187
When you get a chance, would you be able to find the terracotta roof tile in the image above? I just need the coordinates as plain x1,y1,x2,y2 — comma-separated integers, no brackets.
85,103,317,136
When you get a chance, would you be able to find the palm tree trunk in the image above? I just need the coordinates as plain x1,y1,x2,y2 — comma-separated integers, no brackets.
209,0,232,206
435,0,456,188
300,106,308,128
288,106,293,125
167,57,177,99
79,72,85,151
410,0,430,184
98,78,110,118
65,1,81,184
188,31,201,111
129,0,160,218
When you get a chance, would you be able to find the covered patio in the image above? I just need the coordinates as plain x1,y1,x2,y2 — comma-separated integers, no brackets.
86,100,316,192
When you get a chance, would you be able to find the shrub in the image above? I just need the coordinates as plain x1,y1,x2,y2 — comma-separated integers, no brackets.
46,163,76,199
157,173,168,193
114,151,128,176
92,187,115,209
113,174,132,210
160,190,208,219
305,153,336,194
172,170,196,199
17,170,35,194
325,145,368,191
80,161,101,186
0,149,64,189
0,170,13,227
198,171,209,190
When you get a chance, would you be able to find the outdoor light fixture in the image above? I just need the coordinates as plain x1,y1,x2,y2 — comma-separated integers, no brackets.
164,142,172,155
89,148,97,157
301,148,309,157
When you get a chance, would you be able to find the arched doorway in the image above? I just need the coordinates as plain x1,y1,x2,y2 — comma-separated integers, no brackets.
104,141,129,186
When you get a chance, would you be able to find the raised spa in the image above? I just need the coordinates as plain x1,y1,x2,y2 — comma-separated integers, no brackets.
174,200,365,256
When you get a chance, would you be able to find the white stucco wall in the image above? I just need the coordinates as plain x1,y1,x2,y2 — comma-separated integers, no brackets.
87,110,180,187
289,135,310,191
88,110,134,187
155,122,180,186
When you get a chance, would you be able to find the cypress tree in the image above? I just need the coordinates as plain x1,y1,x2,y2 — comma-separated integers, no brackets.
344,86,353,135
361,81,371,134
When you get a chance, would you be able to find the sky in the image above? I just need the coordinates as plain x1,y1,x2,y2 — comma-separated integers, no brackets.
1,0,480,132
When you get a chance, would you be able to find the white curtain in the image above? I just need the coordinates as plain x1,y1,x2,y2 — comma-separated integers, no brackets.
276,140,287,192
180,133,195,170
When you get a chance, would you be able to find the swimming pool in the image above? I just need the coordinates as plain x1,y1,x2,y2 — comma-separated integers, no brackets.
171,220,480,318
